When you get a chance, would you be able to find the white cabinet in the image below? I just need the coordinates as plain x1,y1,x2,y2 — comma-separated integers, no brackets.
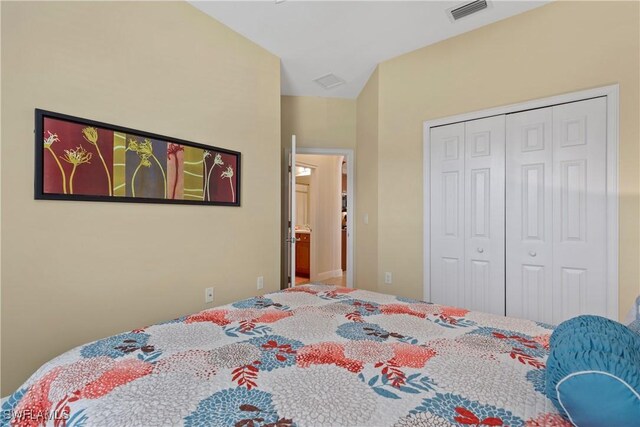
430,97,609,324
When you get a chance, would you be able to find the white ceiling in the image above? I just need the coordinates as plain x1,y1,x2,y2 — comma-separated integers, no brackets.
190,1,550,99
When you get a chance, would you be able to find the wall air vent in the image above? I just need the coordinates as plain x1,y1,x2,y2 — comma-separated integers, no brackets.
313,73,345,90
449,0,488,21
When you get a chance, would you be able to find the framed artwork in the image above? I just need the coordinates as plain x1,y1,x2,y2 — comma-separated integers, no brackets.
35,109,241,206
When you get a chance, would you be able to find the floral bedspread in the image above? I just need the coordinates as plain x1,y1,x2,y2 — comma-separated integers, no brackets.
2,285,569,427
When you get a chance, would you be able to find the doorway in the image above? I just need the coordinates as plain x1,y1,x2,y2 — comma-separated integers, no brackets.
283,146,355,289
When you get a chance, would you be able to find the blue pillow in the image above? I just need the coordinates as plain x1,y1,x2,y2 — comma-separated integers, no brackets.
625,296,640,335
550,314,634,347
546,315,640,426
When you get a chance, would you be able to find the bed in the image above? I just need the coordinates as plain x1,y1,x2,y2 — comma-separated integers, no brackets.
2,285,570,427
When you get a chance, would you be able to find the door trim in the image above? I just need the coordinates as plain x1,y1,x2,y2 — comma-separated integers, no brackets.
423,84,619,320
297,147,355,288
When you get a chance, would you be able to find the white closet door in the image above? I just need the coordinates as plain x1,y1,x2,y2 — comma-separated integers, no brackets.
464,116,505,315
430,123,465,308
552,97,607,323
506,97,608,324
506,108,553,322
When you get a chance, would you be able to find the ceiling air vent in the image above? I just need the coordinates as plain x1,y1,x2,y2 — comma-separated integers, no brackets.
314,73,345,90
449,0,488,21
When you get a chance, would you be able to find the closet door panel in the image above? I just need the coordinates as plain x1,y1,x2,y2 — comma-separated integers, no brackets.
464,116,505,315
506,108,553,323
430,123,465,307
552,97,607,323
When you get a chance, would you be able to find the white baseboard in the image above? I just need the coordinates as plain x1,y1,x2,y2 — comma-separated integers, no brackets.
316,269,344,281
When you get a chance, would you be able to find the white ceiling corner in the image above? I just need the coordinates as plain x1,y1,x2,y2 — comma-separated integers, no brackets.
189,1,550,99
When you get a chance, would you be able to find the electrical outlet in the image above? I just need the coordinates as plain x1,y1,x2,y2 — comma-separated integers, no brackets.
205,287,214,303
257,276,264,290
384,272,392,285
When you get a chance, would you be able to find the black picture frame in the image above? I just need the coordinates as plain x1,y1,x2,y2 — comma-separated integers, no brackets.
35,109,241,206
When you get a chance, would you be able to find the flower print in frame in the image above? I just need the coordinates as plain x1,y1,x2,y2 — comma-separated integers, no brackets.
35,109,241,206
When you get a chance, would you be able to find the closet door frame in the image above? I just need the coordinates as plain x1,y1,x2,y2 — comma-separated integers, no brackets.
423,84,619,320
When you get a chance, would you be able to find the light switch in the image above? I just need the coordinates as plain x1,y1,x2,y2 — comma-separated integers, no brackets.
384,272,392,284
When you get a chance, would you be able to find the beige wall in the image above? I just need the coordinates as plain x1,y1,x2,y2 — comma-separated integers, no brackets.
1,1,281,395
281,96,356,149
355,69,379,292
358,1,639,318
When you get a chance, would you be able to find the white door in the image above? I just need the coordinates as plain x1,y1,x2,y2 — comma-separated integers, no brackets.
430,123,465,308
464,116,506,315
506,97,608,324
552,97,607,323
286,135,297,288
506,107,554,322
